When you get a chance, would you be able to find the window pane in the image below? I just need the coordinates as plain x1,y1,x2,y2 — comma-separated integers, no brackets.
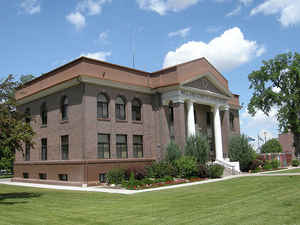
41,138,47,160
61,136,69,160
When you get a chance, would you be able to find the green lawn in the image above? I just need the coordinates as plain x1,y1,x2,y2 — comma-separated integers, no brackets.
1,176,300,225
272,168,300,173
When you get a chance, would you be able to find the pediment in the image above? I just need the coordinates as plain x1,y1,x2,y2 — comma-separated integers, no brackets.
183,77,225,96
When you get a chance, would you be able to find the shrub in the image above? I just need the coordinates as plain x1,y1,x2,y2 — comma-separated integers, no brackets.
125,167,146,180
207,164,224,178
146,161,176,178
292,159,300,167
229,134,256,172
106,168,125,184
271,159,280,169
165,141,182,163
127,172,141,189
263,160,272,171
261,139,283,153
174,156,198,178
185,134,210,165
249,159,264,171
197,164,209,178
141,178,154,185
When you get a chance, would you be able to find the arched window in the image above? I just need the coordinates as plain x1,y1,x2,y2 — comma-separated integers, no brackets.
132,98,141,121
40,102,47,125
25,108,31,124
115,96,126,120
168,101,174,123
97,93,109,119
61,96,69,121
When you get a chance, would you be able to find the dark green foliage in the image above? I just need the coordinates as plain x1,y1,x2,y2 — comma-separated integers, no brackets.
185,134,210,165
229,134,256,172
197,164,209,178
125,167,146,180
248,52,300,156
292,159,300,167
0,75,35,171
207,164,224,178
250,159,264,171
271,159,280,169
263,161,273,171
106,168,125,184
261,139,283,153
174,156,198,178
165,141,182,163
141,178,154,185
146,161,176,178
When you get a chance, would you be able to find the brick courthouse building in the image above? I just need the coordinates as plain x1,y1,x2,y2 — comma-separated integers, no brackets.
13,57,241,186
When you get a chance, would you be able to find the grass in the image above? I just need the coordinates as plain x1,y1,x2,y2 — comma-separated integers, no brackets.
272,167,300,173
1,176,300,225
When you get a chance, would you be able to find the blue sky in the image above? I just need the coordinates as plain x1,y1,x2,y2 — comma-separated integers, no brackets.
1,0,300,145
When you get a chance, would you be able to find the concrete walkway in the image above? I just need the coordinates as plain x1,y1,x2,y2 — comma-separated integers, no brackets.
1,169,300,195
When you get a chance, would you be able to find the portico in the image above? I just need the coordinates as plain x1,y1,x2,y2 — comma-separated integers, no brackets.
162,88,230,162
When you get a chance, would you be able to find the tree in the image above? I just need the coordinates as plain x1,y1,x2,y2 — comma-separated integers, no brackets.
165,141,182,163
228,134,256,172
248,52,300,156
0,75,35,171
185,133,210,165
260,138,283,153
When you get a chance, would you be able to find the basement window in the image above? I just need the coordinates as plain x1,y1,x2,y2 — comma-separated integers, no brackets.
58,174,68,181
39,173,47,180
99,173,106,183
23,173,29,179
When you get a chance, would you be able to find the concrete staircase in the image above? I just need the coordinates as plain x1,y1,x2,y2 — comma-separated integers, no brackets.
214,158,240,177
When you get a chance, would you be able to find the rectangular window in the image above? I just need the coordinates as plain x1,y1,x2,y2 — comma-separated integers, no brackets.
97,134,110,159
230,112,235,131
99,173,106,183
39,173,47,180
25,142,30,161
116,135,127,159
23,173,29,179
61,135,69,160
133,135,143,158
206,112,211,127
41,138,47,160
97,102,108,119
58,174,68,181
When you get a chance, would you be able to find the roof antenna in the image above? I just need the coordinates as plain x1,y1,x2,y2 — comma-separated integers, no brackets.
131,28,136,68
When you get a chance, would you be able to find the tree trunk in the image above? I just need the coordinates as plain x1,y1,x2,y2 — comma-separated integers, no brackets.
293,132,300,157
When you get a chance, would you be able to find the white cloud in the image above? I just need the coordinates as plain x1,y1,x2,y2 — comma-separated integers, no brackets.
251,0,300,27
76,0,112,16
81,51,111,61
98,31,109,43
20,0,40,15
241,107,278,128
226,5,241,17
136,0,199,15
163,27,265,71
66,12,86,30
67,0,111,30
168,27,191,38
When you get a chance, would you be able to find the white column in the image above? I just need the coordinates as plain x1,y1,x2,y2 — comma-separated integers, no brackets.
186,100,196,137
213,104,223,161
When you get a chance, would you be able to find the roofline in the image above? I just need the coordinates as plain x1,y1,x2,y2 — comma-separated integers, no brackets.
16,56,151,90
17,56,228,91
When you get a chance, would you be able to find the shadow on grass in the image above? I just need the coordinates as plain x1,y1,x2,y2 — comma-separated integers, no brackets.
0,192,42,205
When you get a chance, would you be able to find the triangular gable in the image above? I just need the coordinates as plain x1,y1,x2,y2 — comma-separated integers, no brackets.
183,77,223,95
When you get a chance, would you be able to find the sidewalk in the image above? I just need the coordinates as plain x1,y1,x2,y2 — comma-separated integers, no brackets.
1,171,299,195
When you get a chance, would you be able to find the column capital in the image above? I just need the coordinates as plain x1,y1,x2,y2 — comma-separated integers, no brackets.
221,105,230,111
